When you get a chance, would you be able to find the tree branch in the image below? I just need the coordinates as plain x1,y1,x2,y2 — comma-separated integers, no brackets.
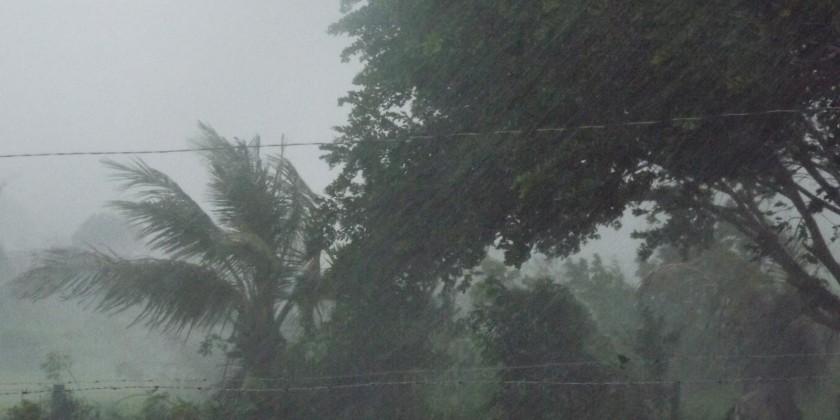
792,182,840,216
774,163,840,287
796,150,840,205
702,190,840,331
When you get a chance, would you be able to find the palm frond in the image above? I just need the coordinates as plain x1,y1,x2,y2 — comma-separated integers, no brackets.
104,159,232,263
267,155,320,262
14,248,242,332
193,127,318,264
14,124,329,377
196,130,279,238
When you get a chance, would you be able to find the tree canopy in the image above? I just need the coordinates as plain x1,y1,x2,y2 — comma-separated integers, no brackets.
470,277,647,419
325,0,840,328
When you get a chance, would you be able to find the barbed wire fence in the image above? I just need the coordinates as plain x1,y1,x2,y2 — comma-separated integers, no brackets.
2,350,839,398
1,374,838,399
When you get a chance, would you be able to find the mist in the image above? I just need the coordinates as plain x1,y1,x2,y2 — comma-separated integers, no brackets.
0,0,355,412
0,1,354,249
2,1,839,419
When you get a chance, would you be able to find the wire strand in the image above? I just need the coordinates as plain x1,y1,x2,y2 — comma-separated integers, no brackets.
2,374,837,398
0,107,837,159
2,350,839,387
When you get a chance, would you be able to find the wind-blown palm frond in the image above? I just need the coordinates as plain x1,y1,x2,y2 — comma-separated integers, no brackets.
193,125,319,270
15,124,326,376
104,159,232,263
195,126,278,238
15,248,242,332
268,155,319,257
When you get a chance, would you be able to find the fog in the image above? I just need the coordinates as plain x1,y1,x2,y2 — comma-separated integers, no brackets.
0,1,640,397
5,2,822,418
0,0,356,409
0,0,354,249
0,0,646,256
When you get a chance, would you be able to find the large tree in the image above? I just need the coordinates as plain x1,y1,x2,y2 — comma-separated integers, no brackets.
469,277,649,419
325,1,840,328
14,125,325,378
637,232,832,418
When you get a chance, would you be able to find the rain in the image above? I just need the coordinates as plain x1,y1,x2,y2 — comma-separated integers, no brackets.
1,1,839,419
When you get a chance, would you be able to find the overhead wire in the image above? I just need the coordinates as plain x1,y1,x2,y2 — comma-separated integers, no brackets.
2,45,838,398
0,107,837,159
1,105,837,393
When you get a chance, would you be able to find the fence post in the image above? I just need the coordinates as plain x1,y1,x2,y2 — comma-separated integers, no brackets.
670,381,681,420
50,384,71,420
836,393,840,420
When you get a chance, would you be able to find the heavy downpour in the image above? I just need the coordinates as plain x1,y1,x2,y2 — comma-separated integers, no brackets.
1,1,840,419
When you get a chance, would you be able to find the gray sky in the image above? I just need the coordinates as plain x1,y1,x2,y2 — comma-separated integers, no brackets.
0,0,642,276
1,0,356,249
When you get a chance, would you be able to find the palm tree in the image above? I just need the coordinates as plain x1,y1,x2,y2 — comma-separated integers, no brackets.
14,124,324,377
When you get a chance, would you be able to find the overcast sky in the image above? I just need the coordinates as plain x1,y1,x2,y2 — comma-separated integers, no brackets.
0,1,356,249
0,1,642,277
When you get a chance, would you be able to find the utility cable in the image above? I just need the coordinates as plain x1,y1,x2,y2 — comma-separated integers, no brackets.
0,107,837,159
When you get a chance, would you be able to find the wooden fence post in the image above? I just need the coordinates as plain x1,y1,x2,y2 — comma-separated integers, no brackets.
50,384,71,420
670,381,681,420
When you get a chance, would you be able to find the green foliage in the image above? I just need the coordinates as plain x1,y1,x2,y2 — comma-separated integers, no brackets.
137,394,172,419
135,393,202,420
640,241,833,379
7,4,840,417
422,334,496,419
563,255,639,354
325,0,840,330
469,277,649,419
4,401,42,420
633,306,680,381
258,236,448,419
328,0,832,259
638,236,836,416
4,387,97,420
14,125,325,401
470,279,594,366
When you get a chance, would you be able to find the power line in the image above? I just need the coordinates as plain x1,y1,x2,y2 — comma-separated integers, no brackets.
0,107,837,159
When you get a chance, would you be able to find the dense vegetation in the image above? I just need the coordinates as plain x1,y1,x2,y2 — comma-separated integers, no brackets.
325,0,840,330
5,1,840,418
